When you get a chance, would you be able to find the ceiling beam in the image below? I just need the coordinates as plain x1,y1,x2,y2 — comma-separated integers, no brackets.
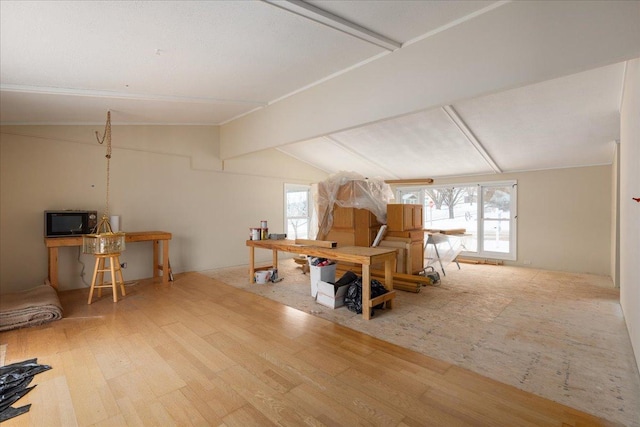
221,1,640,159
0,84,264,107
441,105,502,173
324,135,402,180
262,0,401,51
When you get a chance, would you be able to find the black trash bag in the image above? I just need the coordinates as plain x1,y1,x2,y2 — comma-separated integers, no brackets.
333,271,358,290
371,279,389,308
344,280,362,313
344,277,389,315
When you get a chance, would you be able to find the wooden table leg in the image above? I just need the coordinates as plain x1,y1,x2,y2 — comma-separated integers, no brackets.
384,257,394,309
248,245,255,284
153,240,159,279
162,239,169,285
362,264,371,320
272,249,278,270
48,247,59,290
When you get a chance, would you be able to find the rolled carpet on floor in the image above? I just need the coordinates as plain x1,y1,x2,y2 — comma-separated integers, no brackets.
0,285,63,332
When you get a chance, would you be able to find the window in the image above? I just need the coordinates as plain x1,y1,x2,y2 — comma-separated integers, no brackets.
396,181,517,261
284,184,311,240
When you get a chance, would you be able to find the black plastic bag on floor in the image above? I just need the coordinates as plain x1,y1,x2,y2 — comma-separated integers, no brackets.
333,271,358,290
0,358,51,422
344,277,388,315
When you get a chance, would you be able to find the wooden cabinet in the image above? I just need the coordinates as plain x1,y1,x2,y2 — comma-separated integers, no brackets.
387,204,423,232
331,205,355,228
322,206,381,247
376,240,408,273
382,230,425,274
409,240,424,274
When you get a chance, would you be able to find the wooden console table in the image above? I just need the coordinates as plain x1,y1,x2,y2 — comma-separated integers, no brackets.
44,231,172,289
246,239,397,320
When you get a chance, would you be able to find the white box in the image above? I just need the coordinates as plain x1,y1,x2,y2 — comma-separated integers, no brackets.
316,281,349,309
310,263,337,297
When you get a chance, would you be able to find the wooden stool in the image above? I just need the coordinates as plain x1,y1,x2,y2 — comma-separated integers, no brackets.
88,253,126,304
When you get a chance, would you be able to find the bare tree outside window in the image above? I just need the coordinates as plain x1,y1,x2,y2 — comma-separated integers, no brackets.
397,181,516,261
285,185,310,239
425,188,467,219
287,219,308,239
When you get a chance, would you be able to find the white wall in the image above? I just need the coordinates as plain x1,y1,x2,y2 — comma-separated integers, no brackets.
0,125,616,295
415,165,612,276
612,143,621,288
0,125,327,293
619,58,640,371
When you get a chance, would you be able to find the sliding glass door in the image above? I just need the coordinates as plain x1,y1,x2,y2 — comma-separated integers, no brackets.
396,181,517,261
479,183,516,259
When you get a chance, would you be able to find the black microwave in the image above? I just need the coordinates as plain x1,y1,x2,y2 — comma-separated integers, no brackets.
44,210,98,237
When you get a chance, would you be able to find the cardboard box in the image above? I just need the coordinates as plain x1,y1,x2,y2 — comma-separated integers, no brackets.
316,281,348,309
310,263,337,297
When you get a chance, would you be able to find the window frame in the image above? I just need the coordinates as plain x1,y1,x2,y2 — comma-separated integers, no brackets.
395,180,517,261
284,183,312,240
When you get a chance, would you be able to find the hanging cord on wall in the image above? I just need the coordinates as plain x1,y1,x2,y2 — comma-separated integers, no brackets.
77,247,90,287
94,111,112,220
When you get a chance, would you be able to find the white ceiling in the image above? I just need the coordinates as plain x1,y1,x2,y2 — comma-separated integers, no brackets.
281,62,626,178
0,1,635,179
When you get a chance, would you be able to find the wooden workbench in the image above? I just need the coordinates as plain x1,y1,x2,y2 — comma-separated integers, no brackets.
246,239,397,320
44,231,172,289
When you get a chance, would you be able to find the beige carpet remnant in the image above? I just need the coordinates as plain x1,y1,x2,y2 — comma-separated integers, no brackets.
0,285,63,332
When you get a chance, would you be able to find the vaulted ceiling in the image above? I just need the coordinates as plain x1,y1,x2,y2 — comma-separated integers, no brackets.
1,1,638,179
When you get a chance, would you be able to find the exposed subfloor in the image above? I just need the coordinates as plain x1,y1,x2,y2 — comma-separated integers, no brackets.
203,260,640,427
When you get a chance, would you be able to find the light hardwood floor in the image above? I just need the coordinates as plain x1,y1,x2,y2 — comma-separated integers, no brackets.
206,260,640,427
0,272,620,426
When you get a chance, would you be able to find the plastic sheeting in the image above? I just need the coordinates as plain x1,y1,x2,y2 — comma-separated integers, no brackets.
315,171,394,237
0,358,51,422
